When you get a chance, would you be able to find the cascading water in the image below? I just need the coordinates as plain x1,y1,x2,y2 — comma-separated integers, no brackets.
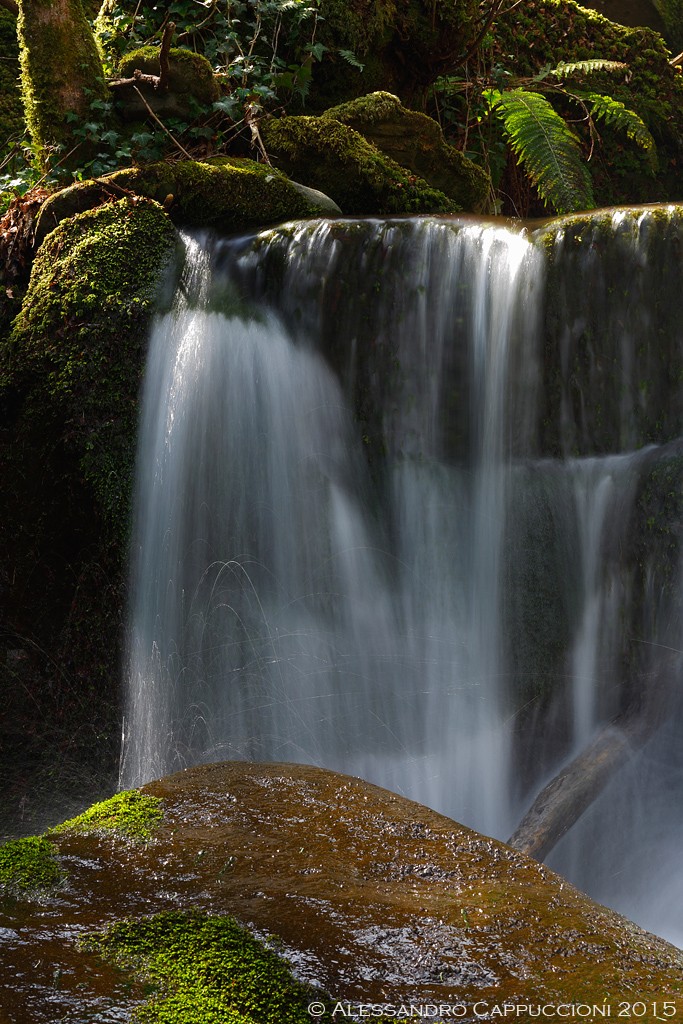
123,209,683,943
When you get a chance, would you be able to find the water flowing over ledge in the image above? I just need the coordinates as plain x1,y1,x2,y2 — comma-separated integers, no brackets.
122,207,683,942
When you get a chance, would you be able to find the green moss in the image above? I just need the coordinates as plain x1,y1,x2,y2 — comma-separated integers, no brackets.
323,91,491,212
5,196,177,541
118,45,219,106
0,9,24,151
51,790,164,841
84,910,330,1024
263,114,461,214
17,0,108,165
0,834,62,892
110,157,336,231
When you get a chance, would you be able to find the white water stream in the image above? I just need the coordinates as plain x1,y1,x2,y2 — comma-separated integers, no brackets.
122,213,683,943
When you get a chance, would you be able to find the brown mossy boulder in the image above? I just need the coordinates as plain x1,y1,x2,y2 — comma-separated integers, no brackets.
2,762,683,1020
262,114,461,215
323,92,492,213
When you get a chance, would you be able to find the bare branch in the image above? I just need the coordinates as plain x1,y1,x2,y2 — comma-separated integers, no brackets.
159,21,175,91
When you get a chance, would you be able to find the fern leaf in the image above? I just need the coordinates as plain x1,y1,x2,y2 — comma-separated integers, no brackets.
550,59,628,77
585,91,658,169
337,49,365,71
486,88,594,214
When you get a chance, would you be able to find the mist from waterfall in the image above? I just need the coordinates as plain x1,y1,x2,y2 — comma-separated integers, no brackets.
122,211,683,944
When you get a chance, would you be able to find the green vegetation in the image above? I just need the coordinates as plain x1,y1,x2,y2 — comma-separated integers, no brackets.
17,0,108,166
0,835,62,893
5,196,177,538
84,910,330,1024
51,790,164,841
482,61,655,213
263,114,461,214
485,0,683,211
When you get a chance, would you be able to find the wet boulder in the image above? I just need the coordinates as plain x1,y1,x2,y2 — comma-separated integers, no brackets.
2,762,683,1021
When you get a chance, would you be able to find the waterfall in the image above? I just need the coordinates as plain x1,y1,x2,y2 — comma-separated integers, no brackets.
123,209,683,942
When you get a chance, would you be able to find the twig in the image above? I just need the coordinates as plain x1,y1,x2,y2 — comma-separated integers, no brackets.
245,103,271,164
132,85,194,159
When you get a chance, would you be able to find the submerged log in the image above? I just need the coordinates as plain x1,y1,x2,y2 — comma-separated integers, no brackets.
508,695,667,861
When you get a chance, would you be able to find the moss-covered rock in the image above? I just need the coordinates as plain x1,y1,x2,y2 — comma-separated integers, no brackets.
0,8,23,153
581,0,667,35
323,91,491,212
114,45,220,121
491,0,683,209
109,157,340,230
6,196,177,535
534,205,683,455
0,834,62,893
4,762,683,1019
17,0,109,167
84,910,326,1024
0,197,177,781
34,159,340,249
51,789,164,841
263,114,461,214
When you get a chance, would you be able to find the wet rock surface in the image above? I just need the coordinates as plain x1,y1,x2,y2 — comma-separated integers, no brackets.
1,762,683,1021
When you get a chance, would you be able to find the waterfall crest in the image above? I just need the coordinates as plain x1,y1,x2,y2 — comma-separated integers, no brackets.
123,210,683,942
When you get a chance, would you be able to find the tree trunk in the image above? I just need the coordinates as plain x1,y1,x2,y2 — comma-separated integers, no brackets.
508,693,668,861
17,0,108,168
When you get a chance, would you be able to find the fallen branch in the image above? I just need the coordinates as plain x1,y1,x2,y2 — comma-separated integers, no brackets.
507,700,663,861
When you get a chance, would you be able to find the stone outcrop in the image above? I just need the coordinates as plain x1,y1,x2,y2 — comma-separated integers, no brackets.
2,762,683,1021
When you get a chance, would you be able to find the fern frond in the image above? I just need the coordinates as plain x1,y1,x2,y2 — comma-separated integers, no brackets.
486,88,594,214
550,59,628,77
337,49,365,71
584,91,658,169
